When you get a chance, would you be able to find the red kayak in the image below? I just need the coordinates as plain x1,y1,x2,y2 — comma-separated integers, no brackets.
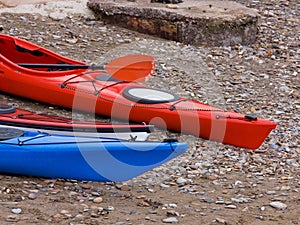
0,103,153,141
0,34,276,149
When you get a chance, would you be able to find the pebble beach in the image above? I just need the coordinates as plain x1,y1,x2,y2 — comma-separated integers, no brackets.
0,0,299,224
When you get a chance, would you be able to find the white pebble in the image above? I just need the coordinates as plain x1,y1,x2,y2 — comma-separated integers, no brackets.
225,205,237,209
106,206,115,211
11,208,22,214
162,217,178,223
169,203,178,208
269,201,287,210
176,177,187,185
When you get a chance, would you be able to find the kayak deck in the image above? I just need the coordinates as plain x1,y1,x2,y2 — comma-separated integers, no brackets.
0,103,154,141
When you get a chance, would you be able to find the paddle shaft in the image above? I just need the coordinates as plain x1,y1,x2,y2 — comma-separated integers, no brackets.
18,63,105,70
17,63,151,71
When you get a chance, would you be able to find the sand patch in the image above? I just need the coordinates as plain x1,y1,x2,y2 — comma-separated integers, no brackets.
0,0,63,7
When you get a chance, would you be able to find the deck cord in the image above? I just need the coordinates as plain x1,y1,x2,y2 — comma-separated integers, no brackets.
61,73,224,112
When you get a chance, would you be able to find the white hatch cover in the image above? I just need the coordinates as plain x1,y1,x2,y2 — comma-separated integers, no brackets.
122,87,180,104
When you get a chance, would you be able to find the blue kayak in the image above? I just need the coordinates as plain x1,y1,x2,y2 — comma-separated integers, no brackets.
0,127,187,182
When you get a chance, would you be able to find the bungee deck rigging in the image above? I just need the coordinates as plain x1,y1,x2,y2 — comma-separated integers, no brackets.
60,72,225,112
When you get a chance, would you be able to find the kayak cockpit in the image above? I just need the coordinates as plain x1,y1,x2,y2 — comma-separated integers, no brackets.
0,34,84,71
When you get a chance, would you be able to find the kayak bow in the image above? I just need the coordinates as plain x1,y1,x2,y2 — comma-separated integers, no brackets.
0,127,187,182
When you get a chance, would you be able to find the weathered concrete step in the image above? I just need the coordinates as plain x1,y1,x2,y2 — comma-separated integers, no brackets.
87,0,258,46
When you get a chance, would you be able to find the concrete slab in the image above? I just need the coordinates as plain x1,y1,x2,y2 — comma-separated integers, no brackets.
87,0,259,46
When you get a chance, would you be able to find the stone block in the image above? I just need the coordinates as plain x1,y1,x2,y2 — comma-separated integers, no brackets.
87,0,259,46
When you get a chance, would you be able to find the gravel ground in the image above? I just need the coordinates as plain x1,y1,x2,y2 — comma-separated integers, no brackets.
0,0,299,224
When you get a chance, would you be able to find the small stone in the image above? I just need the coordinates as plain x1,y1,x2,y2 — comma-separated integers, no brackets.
6,215,17,222
215,218,227,224
97,207,104,212
147,188,155,193
166,4,179,9
136,195,146,199
255,215,264,220
52,213,66,220
93,197,103,203
106,206,115,211
203,198,214,203
225,205,237,209
266,190,276,195
168,203,177,208
66,38,78,44
149,210,158,214
216,200,225,204
121,185,132,191
60,210,69,214
79,183,92,189
222,190,229,194
162,217,178,223
137,201,150,207
11,208,22,214
126,209,136,215
176,177,187,185
52,35,61,40
280,186,291,191
115,184,124,190
91,192,100,196
269,201,287,210
212,181,221,186
231,197,249,203
75,214,83,218
160,183,170,188
28,193,37,200
213,207,222,211
90,212,99,218
166,210,180,216
189,165,198,170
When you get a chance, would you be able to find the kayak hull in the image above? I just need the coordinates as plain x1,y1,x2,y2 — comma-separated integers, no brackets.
0,34,277,149
0,104,153,141
0,128,187,182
